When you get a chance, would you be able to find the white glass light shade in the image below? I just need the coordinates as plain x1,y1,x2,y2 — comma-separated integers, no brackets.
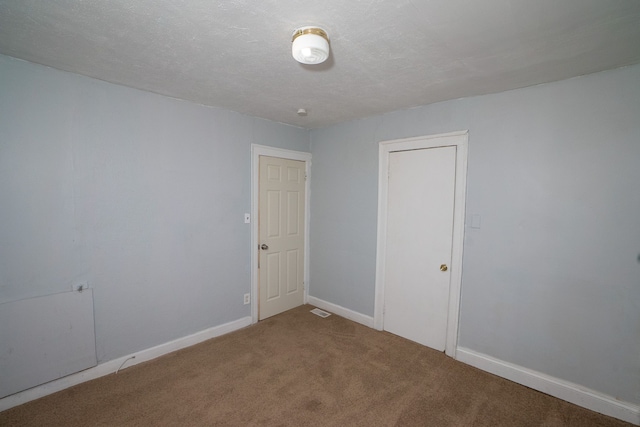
292,27,329,65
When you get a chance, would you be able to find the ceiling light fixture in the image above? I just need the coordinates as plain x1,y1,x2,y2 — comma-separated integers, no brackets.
292,26,330,65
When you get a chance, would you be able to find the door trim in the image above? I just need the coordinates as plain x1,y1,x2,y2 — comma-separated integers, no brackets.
251,144,312,324
374,131,468,357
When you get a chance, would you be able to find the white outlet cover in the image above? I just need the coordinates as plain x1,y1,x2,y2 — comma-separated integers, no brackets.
244,213,251,223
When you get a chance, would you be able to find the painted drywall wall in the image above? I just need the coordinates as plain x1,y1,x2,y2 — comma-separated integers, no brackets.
309,64,640,404
0,54,309,365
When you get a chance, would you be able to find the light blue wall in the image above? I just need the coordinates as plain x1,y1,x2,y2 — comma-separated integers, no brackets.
309,64,640,404
0,55,309,363
2,51,638,405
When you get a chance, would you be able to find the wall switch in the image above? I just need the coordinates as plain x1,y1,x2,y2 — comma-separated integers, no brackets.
243,293,250,305
471,214,481,229
244,213,251,223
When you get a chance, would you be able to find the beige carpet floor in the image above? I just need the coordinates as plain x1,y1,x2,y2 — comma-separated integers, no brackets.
0,305,633,426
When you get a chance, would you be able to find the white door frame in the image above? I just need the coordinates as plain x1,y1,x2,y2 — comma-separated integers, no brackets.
251,144,312,324
374,131,468,357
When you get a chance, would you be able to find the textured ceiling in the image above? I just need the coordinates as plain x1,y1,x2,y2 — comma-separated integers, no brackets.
1,0,639,129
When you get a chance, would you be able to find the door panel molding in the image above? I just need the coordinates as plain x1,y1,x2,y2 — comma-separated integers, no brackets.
251,144,311,324
374,131,468,357
258,156,305,319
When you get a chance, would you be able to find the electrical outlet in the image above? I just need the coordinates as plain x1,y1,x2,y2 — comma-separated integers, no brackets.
243,293,250,305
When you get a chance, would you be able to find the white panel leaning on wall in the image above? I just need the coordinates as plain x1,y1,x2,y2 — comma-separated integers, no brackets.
0,290,97,398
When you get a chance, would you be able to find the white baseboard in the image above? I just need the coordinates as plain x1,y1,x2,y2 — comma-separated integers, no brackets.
0,316,252,412
456,347,640,425
307,296,374,328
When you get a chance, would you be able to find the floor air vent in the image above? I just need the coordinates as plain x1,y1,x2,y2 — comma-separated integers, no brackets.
310,308,331,318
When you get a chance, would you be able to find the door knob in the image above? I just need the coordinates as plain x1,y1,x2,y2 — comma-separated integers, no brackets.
440,264,448,272
260,244,269,250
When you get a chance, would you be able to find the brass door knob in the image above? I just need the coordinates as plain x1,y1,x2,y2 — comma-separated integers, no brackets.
440,264,448,272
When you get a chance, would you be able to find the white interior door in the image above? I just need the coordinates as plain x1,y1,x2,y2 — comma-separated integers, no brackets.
258,156,305,320
383,146,457,350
